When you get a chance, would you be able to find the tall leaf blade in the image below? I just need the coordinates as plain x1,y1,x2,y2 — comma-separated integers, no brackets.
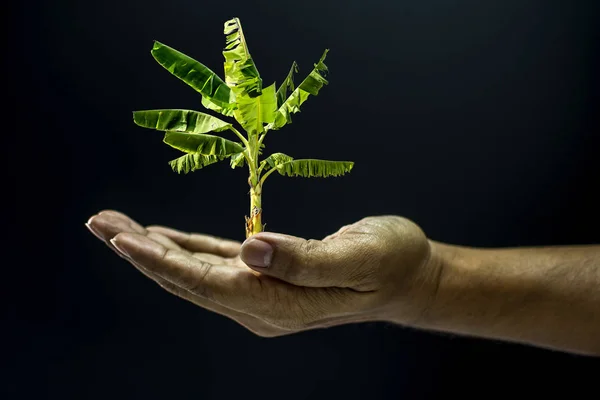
276,61,298,108
222,17,272,134
222,18,262,98
260,83,277,124
266,50,329,132
163,132,244,156
133,109,231,134
151,41,235,112
169,153,224,174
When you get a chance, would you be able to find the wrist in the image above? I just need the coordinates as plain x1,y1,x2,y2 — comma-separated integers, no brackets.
380,238,449,327
408,239,453,328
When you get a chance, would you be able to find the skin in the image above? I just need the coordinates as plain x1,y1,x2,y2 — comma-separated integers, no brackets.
86,210,600,356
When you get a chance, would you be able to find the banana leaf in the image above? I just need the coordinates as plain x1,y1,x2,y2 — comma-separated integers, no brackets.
266,50,329,132
151,41,235,113
229,151,246,168
201,96,236,117
233,83,277,135
169,153,224,174
222,18,262,98
276,61,298,108
263,152,353,178
222,18,278,135
163,131,244,156
133,109,231,134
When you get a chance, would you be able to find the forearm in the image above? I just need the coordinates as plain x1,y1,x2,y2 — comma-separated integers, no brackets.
417,242,600,356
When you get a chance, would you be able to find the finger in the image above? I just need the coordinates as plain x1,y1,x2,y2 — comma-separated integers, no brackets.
147,231,238,265
239,231,376,289
86,212,148,258
89,212,240,264
110,232,255,310
88,213,289,336
146,226,241,258
125,257,287,337
98,210,147,232
112,232,371,331
190,252,238,265
322,224,353,241
87,211,147,238
146,231,186,252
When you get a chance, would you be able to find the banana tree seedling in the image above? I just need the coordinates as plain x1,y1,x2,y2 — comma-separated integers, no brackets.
133,17,354,238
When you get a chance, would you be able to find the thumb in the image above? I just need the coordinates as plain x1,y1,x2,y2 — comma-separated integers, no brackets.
240,231,369,288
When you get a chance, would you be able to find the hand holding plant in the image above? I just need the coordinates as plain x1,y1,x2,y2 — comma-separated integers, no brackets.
86,211,439,336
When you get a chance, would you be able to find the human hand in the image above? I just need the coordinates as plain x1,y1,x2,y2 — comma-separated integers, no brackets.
86,210,441,337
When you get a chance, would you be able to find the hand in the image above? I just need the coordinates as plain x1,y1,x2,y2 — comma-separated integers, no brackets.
86,210,441,337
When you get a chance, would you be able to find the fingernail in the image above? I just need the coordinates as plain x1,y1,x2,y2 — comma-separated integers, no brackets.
85,222,104,240
110,238,130,258
241,238,273,268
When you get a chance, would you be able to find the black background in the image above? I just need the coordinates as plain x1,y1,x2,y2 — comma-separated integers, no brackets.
6,0,600,398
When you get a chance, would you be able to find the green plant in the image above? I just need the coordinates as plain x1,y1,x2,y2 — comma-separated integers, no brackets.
133,17,354,238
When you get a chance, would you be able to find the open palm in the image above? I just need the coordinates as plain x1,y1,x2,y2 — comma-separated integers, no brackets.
86,211,391,337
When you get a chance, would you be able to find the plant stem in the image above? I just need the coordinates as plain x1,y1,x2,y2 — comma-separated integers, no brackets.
245,134,263,238
246,182,263,238
229,126,249,147
257,132,267,147
259,167,277,186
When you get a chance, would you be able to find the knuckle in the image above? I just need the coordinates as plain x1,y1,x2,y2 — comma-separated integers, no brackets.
284,239,320,283
345,240,382,286
299,239,320,260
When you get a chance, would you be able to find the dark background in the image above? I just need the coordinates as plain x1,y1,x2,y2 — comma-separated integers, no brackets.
6,0,600,398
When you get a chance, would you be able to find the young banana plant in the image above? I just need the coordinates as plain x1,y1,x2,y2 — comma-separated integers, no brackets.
133,17,354,238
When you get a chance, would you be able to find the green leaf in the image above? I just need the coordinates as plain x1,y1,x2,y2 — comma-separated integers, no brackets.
262,152,353,178
222,18,275,135
263,152,294,169
276,61,298,108
229,151,247,168
201,96,236,117
234,82,277,135
163,132,244,156
266,50,329,132
151,41,235,112
222,18,262,98
169,153,224,174
276,159,354,178
133,109,231,134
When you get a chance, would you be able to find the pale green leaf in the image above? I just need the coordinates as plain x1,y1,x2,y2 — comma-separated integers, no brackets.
133,109,231,134
263,152,294,169
163,131,244,156
276,159,354,177
266,50,329,132
222,18,275,135
222,18,262,98
233,82,277,135
151,41,236,112
169,153,224,174
201,96,236,117
229,151,247,168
